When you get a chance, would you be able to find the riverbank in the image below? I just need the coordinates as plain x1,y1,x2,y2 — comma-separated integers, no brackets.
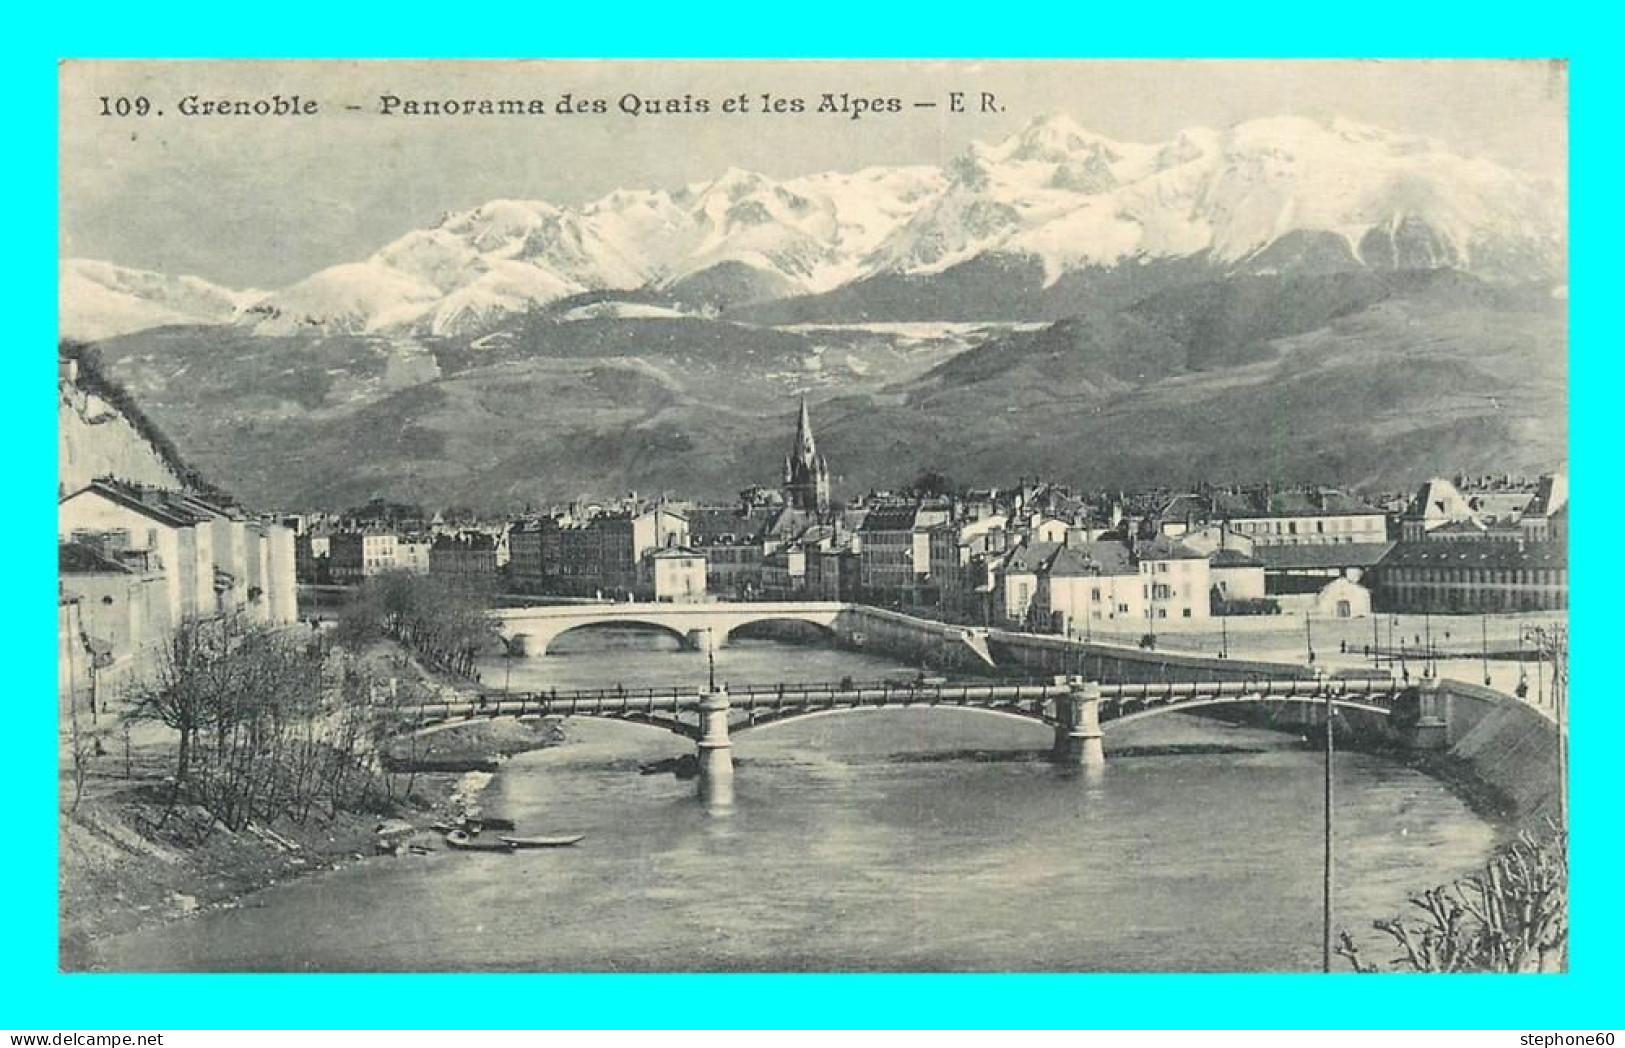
58,641,570,966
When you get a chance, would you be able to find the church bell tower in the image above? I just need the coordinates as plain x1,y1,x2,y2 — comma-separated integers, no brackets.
782,396,831,514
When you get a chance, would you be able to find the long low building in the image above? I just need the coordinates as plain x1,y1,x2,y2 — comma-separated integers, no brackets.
1370,540,1567,613
1253,541,1395,583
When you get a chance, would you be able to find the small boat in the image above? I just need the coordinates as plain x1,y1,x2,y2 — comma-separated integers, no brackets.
499,834,586,849
443,829,515,853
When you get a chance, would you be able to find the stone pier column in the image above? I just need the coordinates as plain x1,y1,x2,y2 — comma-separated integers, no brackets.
506,633,530,657
685,628,718,653
1408,678,1450,750
1054,678,1106,769
696,688,735,810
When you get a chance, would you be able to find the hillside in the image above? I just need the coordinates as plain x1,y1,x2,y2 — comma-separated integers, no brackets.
86,315,1007,508
63,112,1566,509
82,269,1565,510
57,341,225,501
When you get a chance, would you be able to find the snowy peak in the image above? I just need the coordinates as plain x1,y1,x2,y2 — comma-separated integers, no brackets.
60,259,263,341
986,113,1127,166
67,113,1565,340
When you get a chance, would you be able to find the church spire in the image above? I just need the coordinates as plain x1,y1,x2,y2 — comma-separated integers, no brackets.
783,395,831,514
794,395,818,463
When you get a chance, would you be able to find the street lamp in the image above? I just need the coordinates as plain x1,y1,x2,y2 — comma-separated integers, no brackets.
1423,609,1433,680
1521,624,1568,829
1320,668,1335,974
706,627,716,692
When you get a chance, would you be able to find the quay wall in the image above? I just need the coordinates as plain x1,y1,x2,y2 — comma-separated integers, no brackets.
1430,680,1562,824
968,619,1559,824
838,605,996,671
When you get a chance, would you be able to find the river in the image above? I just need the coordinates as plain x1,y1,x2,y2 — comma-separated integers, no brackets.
82,629,1499,972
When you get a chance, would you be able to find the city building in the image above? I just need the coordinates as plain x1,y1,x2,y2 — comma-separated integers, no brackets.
328,530,399,584
1160,488,1387,547
858,500,952,607
1032,540,1141,633
60,479,218,623
396,537,433,575
1371,540,1567,613
1135,537,1212,623
1207,547,1267,607
59,478,298,647
647,546,708,602
1399,472,1567,545
1269,575,1373,619
58,542,171,672
1252,541,1395,589
429,531,501,582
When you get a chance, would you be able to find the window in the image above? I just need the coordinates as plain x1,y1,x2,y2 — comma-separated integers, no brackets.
1091,587,1101,601
1182,608,1192,618
1157,608,1167,619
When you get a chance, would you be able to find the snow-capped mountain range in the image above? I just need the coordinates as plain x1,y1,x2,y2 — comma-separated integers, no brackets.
61,114,1566,340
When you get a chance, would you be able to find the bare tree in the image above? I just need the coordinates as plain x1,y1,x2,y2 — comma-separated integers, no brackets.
1339,829,1567,973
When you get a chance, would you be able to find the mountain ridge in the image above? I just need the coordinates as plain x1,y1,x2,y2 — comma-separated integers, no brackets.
61,113,1565,342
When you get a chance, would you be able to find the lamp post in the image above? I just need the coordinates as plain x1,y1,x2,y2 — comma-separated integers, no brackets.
1521,624,1568,829
1423,609,1433,679
1481,612,1491,687
706,627,716,692
1305,612,1315,665
1321,668,1335,973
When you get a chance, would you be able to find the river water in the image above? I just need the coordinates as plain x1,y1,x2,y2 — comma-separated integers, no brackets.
82,630,1498,972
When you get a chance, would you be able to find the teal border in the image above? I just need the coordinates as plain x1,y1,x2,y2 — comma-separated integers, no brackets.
10,4,1616,1029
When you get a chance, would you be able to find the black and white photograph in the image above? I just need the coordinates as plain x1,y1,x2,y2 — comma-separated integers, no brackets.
56,59,1568,974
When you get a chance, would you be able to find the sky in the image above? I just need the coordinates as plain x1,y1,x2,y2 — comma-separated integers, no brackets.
59,59,1569,289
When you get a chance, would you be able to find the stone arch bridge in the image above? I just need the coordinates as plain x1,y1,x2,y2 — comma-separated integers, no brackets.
494,601,996,666
496,601,852,656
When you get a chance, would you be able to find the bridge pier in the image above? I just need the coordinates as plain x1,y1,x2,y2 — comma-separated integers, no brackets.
1408,678,1450,750
696,688,735,810
685,628,719,653
1053,678,1105,769
505,633,531,657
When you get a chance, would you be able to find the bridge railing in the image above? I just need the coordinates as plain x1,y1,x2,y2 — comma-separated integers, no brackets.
400,674,1409,726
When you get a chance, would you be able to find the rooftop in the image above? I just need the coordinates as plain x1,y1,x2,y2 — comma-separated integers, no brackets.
1380,540,1567,570
1208,547,1265,568
1254,542,1396,571
59,542,134,575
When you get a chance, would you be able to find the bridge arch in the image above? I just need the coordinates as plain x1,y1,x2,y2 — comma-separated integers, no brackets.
721,617,841,646
732,701,1057,735
1106,693,1395,728
540,618,695,656
402,703,702,741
